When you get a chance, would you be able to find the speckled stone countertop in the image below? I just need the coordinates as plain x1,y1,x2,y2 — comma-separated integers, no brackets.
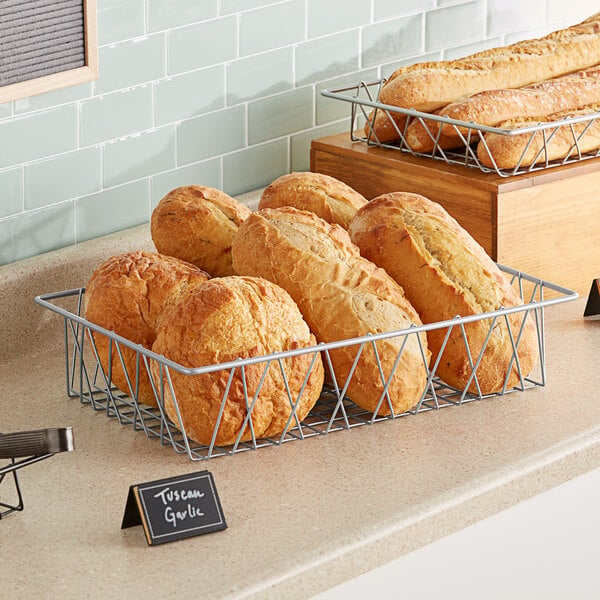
1,190,599,599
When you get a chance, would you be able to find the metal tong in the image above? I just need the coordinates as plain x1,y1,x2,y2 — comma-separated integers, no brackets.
0,427,74,459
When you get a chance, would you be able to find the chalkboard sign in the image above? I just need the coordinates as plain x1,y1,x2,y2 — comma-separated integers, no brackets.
0,0,98,103
583,278,600,317
121,471,227,546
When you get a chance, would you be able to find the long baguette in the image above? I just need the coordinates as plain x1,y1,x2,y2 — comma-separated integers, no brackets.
406,66,600,152
477,104,600,169
231,207,430,416
367,13,600,142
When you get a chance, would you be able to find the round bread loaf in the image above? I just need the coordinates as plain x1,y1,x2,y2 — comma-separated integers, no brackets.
151,185,251,277
231,207,429,416
348,192,538,394
259,172,367,229
84,251,210,407
151,276,324,446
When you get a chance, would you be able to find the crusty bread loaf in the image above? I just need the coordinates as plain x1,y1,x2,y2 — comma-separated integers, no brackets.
477,104,600,168
369,13,600,142
259,172,367,229
151,276,324,446
348,193,538,394
363,108,409,144
151,185,251,277
84,251,210,407
406,66,600,152
231,207,430,416
382,14,600,112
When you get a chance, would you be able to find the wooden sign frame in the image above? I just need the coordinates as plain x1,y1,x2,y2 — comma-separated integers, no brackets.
0,0,98,104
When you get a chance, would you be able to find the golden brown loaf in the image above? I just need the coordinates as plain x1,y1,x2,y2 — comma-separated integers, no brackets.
231,207,429,416
363,108,409,144
151,185,251,277
369,13,600,142
151,276,324,446
406,66,600,152
84,251,210,407
348,193,538,394
258,172,368,229
477,104,600,169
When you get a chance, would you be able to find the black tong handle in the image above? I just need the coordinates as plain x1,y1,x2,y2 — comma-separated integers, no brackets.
0,428,74,459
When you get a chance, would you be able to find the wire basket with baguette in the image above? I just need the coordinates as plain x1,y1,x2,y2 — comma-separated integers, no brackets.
322,12,600,177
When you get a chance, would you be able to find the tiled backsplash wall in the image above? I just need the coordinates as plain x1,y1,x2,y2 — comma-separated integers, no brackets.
0,0,597,265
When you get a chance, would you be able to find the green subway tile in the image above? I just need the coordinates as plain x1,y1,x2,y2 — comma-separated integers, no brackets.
95,35,165,95
296,31,359,86
291,121,348,172
316,68,379,125
374,0,435,20
177,106,245,165
80,86,153,145
151,159,221,209
0,202,75,266
77,179,150,243
168,17,236,76
239,1,304,56
362,14,423,68
0,104,11,118
248,87,313,145
148,0,217,33
14,83,92,114
426,2,485,51
25,147,101,210
0,168,23,218
0,106,78,169
307,0,370,38
155,67,225,126
98,0,145,45
103,126,176,188
227,47,293,105
223,139,288,197
220,0,276,13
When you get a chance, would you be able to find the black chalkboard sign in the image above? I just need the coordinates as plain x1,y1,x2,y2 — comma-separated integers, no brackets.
583,278,600,317
121,471,227,546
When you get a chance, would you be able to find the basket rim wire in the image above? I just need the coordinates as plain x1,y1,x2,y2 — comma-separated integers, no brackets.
35,265,577,461
321,78,600,177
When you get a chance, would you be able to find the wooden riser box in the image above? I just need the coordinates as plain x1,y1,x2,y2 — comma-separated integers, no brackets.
310,133,600,297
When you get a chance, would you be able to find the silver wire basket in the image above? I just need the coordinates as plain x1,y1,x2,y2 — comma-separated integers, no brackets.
35,266,577,461
321,79,600,177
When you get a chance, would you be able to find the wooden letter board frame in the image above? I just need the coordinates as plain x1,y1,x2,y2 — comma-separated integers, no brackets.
0,0,98,103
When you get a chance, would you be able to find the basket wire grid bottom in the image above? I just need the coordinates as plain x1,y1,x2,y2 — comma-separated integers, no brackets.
36,267,577,461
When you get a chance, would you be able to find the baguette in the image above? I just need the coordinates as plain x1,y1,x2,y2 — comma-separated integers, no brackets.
348,193,538,394
369,13,600,142
406,66,600,152
259,172,367,229
151,185,251,277
477,104,600,168
231,207,430,416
